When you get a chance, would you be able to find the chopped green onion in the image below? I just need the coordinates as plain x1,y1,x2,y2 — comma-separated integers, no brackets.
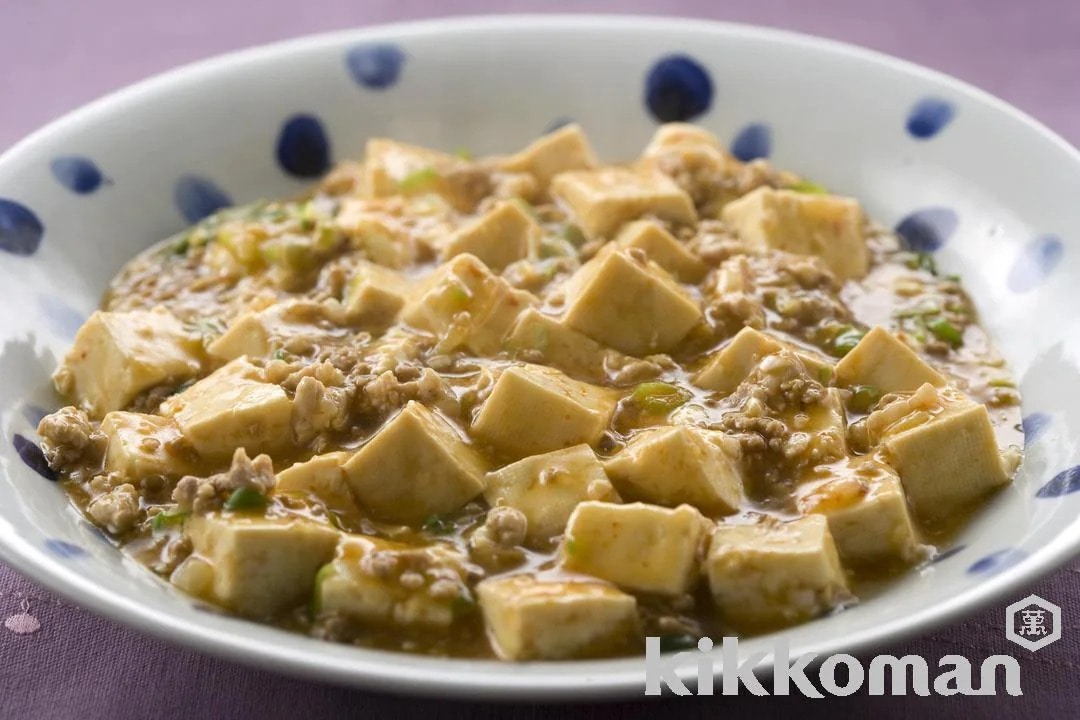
945,273,961,282
789,179,828,195
310,562,335,616
422,515,455,535
298,201,318,232
445,282,471,308
988,378,1015,388
849,385,881,414
927,317,963,346
630,382,691,414
895,305,941,319
151,510,189,532
399,167,439,193
451,594,476,616
172,237,190,256
264,205,290,223
510,197,538,219
659,634,700,653
272,349,289,361
561,224,587,247
830,328,865,358
454,147,473,160
224,486,267,511
904,252,938,276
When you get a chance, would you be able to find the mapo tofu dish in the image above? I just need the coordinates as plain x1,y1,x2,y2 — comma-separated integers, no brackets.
37,123,1023,660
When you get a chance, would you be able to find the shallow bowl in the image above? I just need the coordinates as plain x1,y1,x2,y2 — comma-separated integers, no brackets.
1,14,1079,699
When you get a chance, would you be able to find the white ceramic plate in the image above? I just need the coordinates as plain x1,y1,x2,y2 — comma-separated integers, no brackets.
1,15,1079,699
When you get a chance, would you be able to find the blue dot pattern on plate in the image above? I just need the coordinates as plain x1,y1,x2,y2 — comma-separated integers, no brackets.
894,207,958,252
277,115,332,179
44,539,86,559
1036,465,1080,498
13,433,55,481
644,55,714,123
1022,412,1050,445
930,544,966,564
0,198,45,256
730,123,771,162
967,548,1027,575
906,98,956,139
345,43,406,89
1007,235,1063,293
50,156,104,194
174,176,232,224
38,294,85,339
21,405,49,427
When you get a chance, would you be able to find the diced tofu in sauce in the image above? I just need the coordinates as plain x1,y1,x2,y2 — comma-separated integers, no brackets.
40,122,1022,662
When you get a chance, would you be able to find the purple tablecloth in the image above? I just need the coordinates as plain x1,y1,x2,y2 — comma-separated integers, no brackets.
3,1,1079,717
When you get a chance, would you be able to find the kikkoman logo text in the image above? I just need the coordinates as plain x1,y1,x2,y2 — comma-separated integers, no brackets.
645,638,1022,697
646,594,1061,696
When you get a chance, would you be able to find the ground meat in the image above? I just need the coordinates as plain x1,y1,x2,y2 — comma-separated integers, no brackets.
87,483,141,534
172,447,275,514
603,353,675,387
468,506,528,569
37,406,104,471
738,352,826,411
318,160,365,196
357,367,458,420
481,506,528,547
715,351,837,500
292,375,351,444
708,292,767,336
773,290,845,328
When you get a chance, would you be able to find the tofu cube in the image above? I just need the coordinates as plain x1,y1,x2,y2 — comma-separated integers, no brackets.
185,513,339,618
603,426,744,515
562,501,708,595
343,261,411,327
314,536,472,628
206,312,272,361
721,187,868,280
100,411,197,481
471,364,617,458
835,326,946,394
484,444,621,542
504,308,611,382
441,201,540,270
400,253,536,356
501,123,599,190
694,327,783,394
873,386,1009,525
601,220,707,282
362,138,487,212
342,401,486,523
334,203,416,269
562,250,702,356
642,123,724,156
477,575,638,660
160,357,293,461
551,166,697,239
207,301,348,362
796,457,924,567
55,308,204,416
275,451,360,518
705,515,849,630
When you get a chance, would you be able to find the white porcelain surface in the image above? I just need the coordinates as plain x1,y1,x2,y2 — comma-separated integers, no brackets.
1,15,1079,699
